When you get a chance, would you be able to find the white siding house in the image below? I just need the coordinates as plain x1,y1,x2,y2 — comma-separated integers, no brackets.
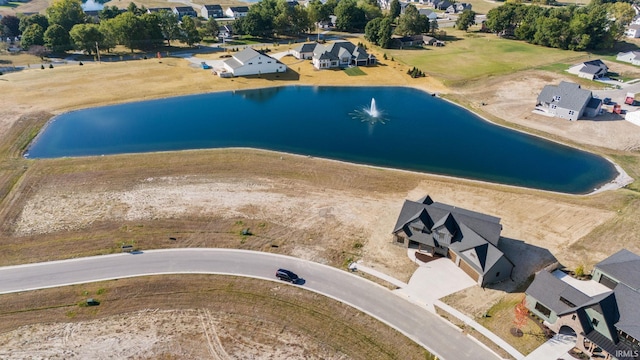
222,48,286,77
617,51,640,66
626,24,640,38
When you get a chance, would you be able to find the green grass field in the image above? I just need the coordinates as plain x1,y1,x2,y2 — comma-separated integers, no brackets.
344,66,366,76
385,29,592,86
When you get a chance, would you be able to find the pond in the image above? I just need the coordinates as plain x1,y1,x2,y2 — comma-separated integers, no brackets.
26,86,617,194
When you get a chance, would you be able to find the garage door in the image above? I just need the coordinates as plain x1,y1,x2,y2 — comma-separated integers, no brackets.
458,259,480,283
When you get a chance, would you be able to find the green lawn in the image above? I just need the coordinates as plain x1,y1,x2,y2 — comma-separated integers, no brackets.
344,67,366,76
384,29,592,86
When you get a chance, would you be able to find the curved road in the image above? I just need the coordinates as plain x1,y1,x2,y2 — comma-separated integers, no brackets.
0,249,499,360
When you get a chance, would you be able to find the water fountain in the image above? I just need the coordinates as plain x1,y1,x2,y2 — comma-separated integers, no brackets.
352,97,386,124
365,98,379,118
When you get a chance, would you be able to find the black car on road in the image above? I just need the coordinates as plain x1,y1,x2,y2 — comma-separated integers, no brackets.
276,268,300,284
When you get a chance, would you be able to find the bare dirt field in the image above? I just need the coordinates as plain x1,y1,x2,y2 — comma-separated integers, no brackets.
1,45,640,356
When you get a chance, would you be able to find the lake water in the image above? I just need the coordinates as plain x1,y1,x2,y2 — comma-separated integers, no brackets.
26,86,617,194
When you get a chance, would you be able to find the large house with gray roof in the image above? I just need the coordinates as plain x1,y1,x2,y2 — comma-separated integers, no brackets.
526,249,640,360
536,81,602,121
222,47,286,77
392,195,514,287
291,41,376,70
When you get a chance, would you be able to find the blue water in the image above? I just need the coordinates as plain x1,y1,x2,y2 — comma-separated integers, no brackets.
26,86,617,194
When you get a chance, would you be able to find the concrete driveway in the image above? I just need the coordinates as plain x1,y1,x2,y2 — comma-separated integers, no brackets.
395,253,476,311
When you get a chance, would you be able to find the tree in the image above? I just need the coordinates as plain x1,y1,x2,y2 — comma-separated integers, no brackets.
46,0,86,32
389,0,401,20
98,20,118,52
21,24,46,48
0,15,21,37
99,5,122,21
607,2,635,41
365,17,382,44
109,11,145,51
513,297,528,337
180,16,201,47
335,0,367,31
69,23,103,54
156,10,181,46
455,10,476,32
395,4,428,36
19,14,49,34
358,0,382,22
44,24,72,52
378,16,393,48
430,18,438,35
203,17,220,39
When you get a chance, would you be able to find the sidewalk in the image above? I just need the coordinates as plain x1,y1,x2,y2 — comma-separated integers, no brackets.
355,258,525,360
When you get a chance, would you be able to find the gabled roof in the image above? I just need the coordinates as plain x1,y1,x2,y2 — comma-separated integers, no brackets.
617,51,640,60
293,42,318,53
203,4,222,10
537,81,593,112
526,270,602,315
392,197,501,241
174,6,195,12
596,249,640,291
432,212,459,236
233,47,262,64
612,282,640,340
229,6,249,12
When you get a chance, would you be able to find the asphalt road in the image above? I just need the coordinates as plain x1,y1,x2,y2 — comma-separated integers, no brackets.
0,249,499,360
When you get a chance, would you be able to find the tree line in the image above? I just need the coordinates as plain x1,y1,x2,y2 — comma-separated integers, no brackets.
484,1,635,50
0,0,219,54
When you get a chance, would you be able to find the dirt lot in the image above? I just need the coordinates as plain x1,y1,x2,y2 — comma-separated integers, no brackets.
1,47,640,356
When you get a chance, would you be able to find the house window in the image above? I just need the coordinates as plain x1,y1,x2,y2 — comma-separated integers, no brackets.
554,95,561,101
495,272,500,277
258,62,262,64
592,318,599,327
534,302,552,317
248,62,253,65
569,110,575,115
551,105,557,109
267,61,272,63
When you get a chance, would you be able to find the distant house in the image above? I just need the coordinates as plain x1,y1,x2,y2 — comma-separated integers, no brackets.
525,249,640,360
391,35,424,48
84,10,100,22
453,2,471,12
617,51,640,66
172,6,197,20
292,41,376,69
418,9,438,21
201,4,223,19
222,47,286,77
291,42,317,60
434,0,453,10
567,59,609,81
392,195,514,287
225,6,249,18
625,24,640,38
422,35,445,46
219,25,233,39
536,81,602,121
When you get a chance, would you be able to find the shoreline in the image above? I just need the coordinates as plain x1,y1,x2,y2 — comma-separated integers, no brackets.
22,83,632,196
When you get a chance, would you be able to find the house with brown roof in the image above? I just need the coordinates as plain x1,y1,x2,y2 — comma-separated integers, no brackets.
525,249,640,360
392,195,514,287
